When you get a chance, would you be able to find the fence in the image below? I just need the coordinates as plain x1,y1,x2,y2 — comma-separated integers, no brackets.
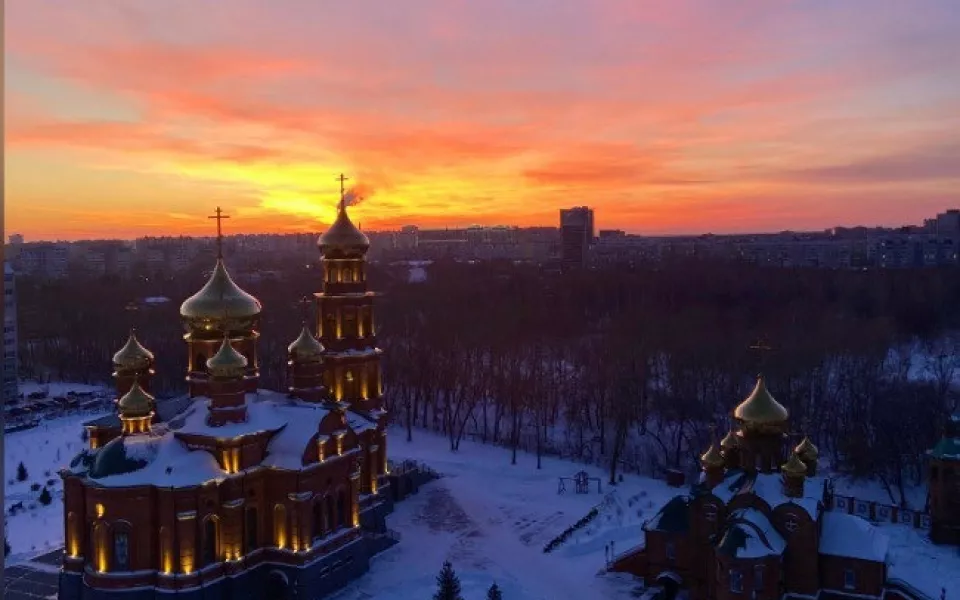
826,494,932,531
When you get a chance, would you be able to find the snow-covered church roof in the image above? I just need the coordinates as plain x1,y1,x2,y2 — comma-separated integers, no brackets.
819,512,890,562
716,508,786,559
703,469,823,518
71,389,378,488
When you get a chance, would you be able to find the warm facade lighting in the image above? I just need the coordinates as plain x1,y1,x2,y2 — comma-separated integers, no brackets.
95,503,105,518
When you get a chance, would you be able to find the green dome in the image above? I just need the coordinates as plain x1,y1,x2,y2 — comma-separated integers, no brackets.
89,437,150,479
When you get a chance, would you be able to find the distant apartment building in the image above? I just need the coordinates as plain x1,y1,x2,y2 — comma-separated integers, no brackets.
4,262,18,401
560,206,595,268
18,242,69,279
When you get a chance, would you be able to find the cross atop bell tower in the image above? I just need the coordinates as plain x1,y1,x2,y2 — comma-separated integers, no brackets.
336,174,350,212
208,207,230,259
749,337,774,375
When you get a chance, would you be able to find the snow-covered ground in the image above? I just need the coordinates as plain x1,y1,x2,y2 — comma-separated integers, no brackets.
4,404,959,599
4,410,109,558
333,428,675,600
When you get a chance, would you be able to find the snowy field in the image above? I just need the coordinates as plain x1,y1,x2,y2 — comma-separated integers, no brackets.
3,401,959,598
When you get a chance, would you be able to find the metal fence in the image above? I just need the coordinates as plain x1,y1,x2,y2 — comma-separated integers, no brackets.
826,494,932,530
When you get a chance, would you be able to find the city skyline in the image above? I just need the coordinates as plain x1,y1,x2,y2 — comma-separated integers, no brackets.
6,1,960,241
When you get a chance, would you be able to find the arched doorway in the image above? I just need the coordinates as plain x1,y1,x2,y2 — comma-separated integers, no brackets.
265,569,290,600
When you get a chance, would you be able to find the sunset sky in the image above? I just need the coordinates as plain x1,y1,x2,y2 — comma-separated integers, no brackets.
6,1,960,241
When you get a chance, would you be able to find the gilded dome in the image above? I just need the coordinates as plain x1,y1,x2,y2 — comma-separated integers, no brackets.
700,442,724,468
720,429,739,449
206,336,249,379
794,437,819,460
288,325,325,362
318,207,370,257
118,380,154,419
180,260,261,335
733,376,789,425
112,330,154,371
781,452,808,477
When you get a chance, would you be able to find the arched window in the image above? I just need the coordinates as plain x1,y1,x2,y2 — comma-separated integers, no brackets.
783,514,799,533
704,504,718,522
195,353,207,372
67,512,80,558
274,504,287,549
113,530,130,571
91,521,110,573
202,518,218,566
245,507,259,552
326,496,337,533
312,500,325,540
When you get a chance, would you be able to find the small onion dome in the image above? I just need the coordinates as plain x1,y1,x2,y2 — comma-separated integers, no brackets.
720,429,740,450
206,336,249,379
180,260,261,335
794,436,819,461
118,380,154,419
288,325,325,362
781,452,808,477
700,442,725,469
733,375,789,425
112,330,154,371
318,207,370,257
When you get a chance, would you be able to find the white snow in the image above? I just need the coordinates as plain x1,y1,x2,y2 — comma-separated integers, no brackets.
708,471,822,518
729,508,786,558
91,434,224,488
174,391,289,438
17,381,108,399
260,402,332,469
819,512,889,562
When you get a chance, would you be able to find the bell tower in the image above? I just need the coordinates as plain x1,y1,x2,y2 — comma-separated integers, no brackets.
929,412,960,545
315,174,383,413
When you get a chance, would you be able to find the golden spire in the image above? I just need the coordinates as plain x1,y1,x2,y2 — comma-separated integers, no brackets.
288,324,325,362
794,436,819,461
318,173,370,256
112,329,154,371
720,428,739,449
700,426,724,468
206,335,249,379
118,380,155,419
781,452,808,477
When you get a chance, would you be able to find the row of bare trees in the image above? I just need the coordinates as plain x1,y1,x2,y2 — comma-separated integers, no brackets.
16,257,960,505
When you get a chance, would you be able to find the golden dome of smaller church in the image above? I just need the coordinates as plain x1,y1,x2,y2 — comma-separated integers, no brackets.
206,336,249,379
733,375,789,426
112,330,154,371
288,325,325,362
180,260,261,335
781,452,808,477
720,429,740,449
700,442,725,468
118,380,154,419
795,437,819,461
318,207,370,257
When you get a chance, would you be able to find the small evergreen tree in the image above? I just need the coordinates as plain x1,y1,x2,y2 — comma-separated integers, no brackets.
487,582,503,600
433,560,464,600
38,487,53,506
4,536,10,557
17,462,28,482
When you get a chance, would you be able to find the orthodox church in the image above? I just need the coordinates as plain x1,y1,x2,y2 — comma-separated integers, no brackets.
59,186,395,600
610,375,960,600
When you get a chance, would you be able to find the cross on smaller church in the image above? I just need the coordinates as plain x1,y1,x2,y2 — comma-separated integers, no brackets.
208,207,230,259
124,300,139,330
336,174,350,211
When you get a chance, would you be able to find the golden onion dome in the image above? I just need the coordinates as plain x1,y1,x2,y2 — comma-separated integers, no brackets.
794,436,819,460
700,442,725,468
733,375,789,425
180,260,261,335
112,330,154,371
288,325,325,362
317,207,370,256
781,452,808,477
720,429,739,449
206,336,249,379
118,380,154,419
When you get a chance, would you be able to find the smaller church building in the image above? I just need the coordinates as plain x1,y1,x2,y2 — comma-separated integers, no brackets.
610,375,960,600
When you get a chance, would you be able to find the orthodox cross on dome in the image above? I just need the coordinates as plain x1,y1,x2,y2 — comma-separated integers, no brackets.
208,206,230,259
336,173,350,212
748,337,774,376
296,295,313,325
124,300,139,329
